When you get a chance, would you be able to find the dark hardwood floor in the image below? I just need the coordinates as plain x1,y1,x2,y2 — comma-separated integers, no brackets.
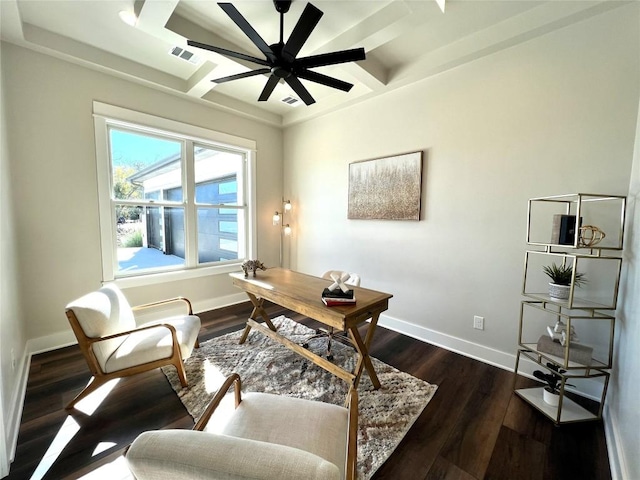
8,302,611,480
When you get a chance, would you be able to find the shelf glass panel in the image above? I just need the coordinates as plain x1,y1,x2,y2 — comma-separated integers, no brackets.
519,344,609,370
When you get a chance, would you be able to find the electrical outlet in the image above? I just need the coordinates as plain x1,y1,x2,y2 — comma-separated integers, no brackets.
473,315,484,330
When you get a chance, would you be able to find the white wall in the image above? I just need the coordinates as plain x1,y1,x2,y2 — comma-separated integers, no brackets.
284,6,638,364
0,40,28,471
1,42,284,351
607,100,640,479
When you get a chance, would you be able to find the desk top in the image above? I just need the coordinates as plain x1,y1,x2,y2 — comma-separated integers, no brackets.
230,268,393,330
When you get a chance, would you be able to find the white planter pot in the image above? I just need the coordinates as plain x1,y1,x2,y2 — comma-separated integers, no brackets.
548,283,570,300
543,387,560,406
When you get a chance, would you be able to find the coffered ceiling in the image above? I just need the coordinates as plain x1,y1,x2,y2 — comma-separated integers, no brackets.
0,0,625,126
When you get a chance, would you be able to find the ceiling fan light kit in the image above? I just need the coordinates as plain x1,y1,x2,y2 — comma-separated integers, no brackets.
187,0,366,106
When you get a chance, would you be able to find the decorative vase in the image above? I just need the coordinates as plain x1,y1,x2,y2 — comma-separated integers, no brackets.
543,387,560,406
548,283,570,300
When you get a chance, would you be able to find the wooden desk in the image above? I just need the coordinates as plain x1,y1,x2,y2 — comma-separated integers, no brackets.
230,268,393,392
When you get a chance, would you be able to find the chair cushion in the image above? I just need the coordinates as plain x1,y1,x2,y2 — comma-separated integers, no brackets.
127,430,341,480
66,284,137,370
104,314,200,373
216,392,349,479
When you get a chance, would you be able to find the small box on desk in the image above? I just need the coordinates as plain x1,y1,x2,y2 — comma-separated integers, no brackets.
322,288,354,299
321,288,356,306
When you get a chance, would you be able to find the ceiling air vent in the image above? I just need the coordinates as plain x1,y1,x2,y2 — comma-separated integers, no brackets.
169,46,200,65
281,96,301,107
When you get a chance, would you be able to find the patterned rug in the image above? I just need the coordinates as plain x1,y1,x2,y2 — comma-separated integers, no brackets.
162,316,437,479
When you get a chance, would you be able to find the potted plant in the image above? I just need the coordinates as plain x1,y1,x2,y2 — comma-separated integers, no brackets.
542,262,586,300
533,363,573,406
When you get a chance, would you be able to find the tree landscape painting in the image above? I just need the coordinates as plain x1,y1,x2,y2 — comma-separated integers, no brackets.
348,151,423,220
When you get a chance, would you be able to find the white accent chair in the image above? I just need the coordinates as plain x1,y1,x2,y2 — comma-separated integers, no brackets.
126,373,358,480
65,283,201,409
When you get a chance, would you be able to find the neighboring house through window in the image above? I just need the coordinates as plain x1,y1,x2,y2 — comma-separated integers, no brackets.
93,102,256,285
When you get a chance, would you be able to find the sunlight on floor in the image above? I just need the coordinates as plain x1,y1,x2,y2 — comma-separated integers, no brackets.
201,360,235,433
203,359,226,393
28,379,120,480
78,456,133,480
75,379,120,416
92,442,117,456
29,416,80,480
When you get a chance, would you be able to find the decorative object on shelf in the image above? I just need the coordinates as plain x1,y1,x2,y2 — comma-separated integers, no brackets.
348,151,423,221
551,214,579,245
241,259,266,278
542,262,586,300
578,225,606,248
533,363,573,406
546,320,579,345
272,199,293,267
536,335,593,365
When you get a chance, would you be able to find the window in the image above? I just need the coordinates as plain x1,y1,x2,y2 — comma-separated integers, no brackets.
93,103,256,284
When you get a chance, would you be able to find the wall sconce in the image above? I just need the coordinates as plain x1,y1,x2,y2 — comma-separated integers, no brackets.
273,199,292,266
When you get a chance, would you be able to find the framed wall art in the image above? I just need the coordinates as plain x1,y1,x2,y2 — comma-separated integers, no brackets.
348,151,423,221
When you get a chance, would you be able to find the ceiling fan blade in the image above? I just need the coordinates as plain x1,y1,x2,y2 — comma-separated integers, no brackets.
296,48,366,69
213,69,271,84
218,3,277,63
258,75,280,102
282,3,323,62
187,40,271,67
295,70,353,92
285,76,315,106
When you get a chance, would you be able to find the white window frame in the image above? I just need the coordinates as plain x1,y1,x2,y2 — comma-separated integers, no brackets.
93,102,257,288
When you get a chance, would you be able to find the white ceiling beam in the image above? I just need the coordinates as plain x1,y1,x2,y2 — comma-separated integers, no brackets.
390,0,626,85
21,23,185,91
307,0,443,90
134,0,185,48
185,62,218,97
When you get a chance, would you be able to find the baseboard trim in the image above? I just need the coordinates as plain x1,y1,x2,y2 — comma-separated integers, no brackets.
378,313,516,372
192,292,248,316
603,405,628,480
377,313,604,402
6,353,30,464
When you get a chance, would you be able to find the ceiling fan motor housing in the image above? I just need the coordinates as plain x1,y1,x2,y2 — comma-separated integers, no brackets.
273,0,292,14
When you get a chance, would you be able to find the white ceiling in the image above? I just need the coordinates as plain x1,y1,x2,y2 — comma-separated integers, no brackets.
0,0,626,126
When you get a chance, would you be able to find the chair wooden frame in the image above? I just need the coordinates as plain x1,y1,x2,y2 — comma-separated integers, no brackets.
193,373,359,480
65,296,199,410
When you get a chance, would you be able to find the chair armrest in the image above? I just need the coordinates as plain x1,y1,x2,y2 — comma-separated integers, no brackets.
345,387,358,480
126,430,341,480
193,373,242,431
132,297,193,315
85,322,178,343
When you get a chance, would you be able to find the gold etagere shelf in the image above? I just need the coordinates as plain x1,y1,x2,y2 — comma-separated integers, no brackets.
514,193,625,425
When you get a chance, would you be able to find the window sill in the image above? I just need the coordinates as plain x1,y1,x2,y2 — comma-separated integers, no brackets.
110,262,242,289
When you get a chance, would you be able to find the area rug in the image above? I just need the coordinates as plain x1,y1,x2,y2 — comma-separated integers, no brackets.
162,316,437,479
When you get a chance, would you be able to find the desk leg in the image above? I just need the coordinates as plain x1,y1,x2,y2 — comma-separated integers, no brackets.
348,312,381,390
239,294,277,344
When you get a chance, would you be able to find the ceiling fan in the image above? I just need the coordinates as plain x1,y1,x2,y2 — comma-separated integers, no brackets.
187,0,366,106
